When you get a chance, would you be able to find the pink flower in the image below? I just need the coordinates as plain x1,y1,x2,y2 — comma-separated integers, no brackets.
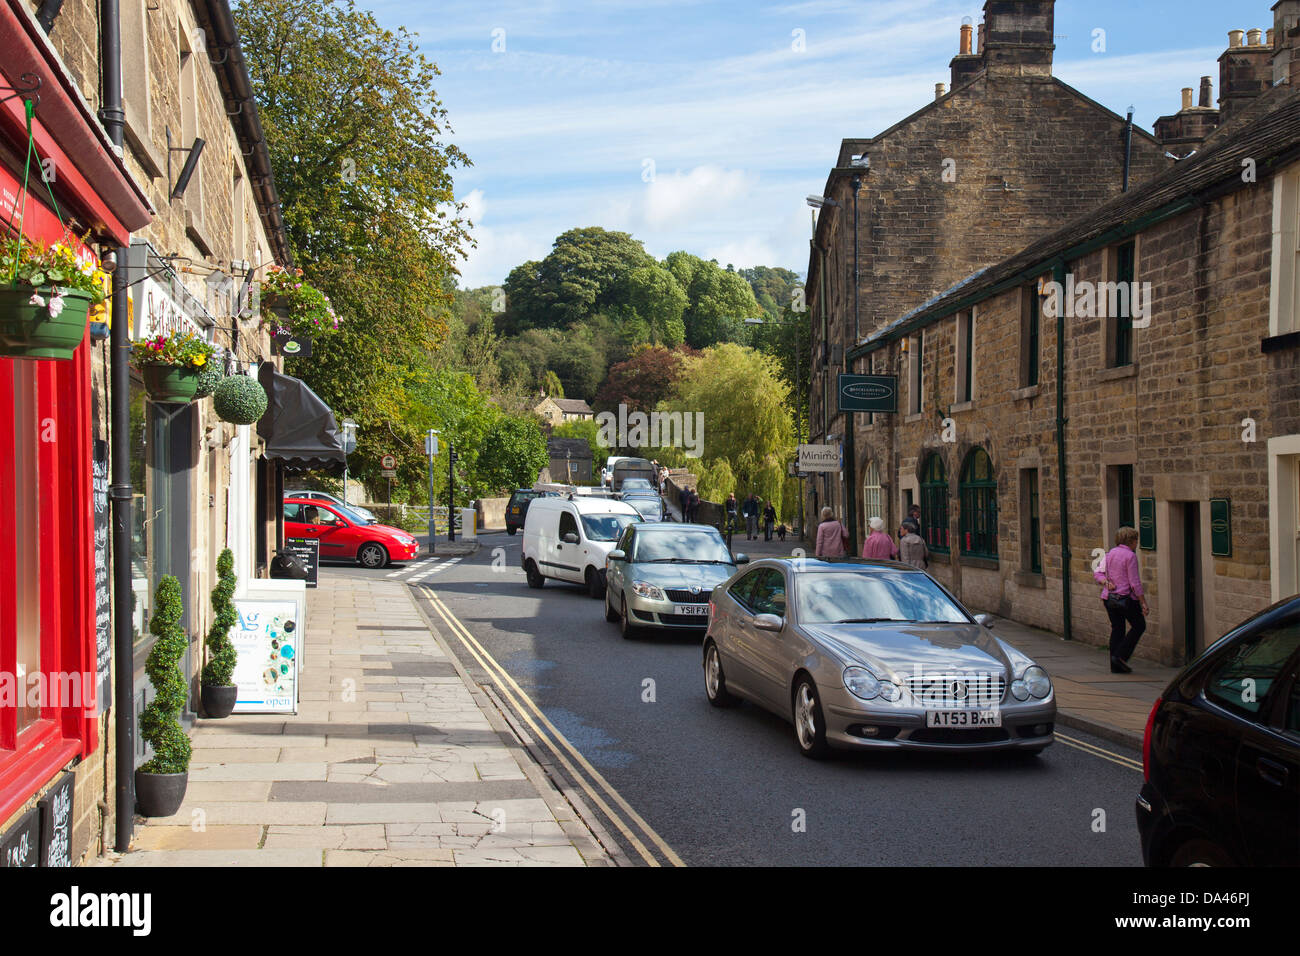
28,293,46,307
47,293,66,319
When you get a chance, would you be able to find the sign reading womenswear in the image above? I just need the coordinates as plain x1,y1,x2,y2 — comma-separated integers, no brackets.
230,600,300,714
798,444,842,473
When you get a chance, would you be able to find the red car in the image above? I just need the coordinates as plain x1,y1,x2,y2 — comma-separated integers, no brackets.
283,498,420,568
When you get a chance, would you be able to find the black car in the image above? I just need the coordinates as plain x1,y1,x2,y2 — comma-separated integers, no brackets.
1137,594,1300,866
505,489,554,535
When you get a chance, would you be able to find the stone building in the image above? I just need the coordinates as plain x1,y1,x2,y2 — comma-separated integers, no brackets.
0,0,299,865
842,6,1300,665
804,0,1171,541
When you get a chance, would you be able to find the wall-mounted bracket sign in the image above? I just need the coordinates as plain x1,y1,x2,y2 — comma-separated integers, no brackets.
1210,498,1231,557
838,374,898,413
1138,497,1156,551
272,330,312,358
798,444,842,473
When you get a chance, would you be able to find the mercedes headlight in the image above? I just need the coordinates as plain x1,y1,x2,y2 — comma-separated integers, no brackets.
844,666,900,702
1024,665,1052,699
632,580,666,601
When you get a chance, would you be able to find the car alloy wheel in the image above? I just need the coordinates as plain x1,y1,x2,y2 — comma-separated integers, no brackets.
358,543,388,569
704,642,739,707
793,678,830,758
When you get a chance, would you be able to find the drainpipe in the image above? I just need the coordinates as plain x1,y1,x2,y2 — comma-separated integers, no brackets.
99,0,134,852
1123,106,1134,193
1053,260,1073,641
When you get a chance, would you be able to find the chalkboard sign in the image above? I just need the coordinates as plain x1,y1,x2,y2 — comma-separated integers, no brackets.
38,772,74,867
0,808,39,867
285,537,319,588
92,439,111,714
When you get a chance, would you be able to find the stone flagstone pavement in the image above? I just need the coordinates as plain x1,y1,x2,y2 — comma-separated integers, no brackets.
102,575,609,867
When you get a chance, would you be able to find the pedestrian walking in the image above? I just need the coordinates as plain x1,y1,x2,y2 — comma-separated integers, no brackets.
1094,526,1149,673
763,501,776,541
861,516,899,560
898,518,929,570
725,492,739,535
814,507,849,558
741,493,758,540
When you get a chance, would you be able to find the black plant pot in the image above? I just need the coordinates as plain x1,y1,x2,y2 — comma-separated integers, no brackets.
201,683,238,719
135,770,188,818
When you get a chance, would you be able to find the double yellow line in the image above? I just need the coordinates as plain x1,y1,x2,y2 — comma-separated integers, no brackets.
1056,731,1144,772
422,590,686,868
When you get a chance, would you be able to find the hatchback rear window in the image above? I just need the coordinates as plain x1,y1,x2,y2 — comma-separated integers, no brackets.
1205,620,1300,718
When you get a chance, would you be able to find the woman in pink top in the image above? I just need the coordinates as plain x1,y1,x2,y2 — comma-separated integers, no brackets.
861,516,899,560
814,507,848,558
1093,526,1149,673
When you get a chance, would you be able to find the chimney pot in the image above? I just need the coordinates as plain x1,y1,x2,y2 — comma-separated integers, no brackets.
1248,28,1263,46
1181,87,1193,110
1199,75,1213,108
935,82,947,100
1230,29,1244,48
960,23,972,55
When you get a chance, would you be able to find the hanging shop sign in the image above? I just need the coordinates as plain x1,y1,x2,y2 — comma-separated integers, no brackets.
798,444,842,473
272,329,312,358
230,599,300,714
126,241,213,343
838,374,898,413
92,439,111,715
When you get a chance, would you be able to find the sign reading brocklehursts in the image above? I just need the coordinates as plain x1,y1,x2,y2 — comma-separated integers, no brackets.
798,444,841,473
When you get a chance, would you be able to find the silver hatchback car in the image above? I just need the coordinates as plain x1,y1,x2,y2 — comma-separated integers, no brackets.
703,558,1056,757
605,523,746,638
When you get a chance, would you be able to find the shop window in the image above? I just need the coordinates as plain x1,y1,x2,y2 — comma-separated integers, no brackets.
920,453,949,554
960,447,998,560
10,363,41,734
862,460,882,527
1270,165,1300,338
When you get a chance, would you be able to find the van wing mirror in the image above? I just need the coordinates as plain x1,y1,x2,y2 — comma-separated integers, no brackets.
563,532,579,544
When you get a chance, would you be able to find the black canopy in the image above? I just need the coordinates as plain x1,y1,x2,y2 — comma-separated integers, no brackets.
257,365,346,474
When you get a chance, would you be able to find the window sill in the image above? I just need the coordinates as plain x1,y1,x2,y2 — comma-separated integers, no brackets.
951,400,974,413
186,210,214,258
1012,385,1040,401
1097,363,1138,382
959,554,999,571
1262,330,1300,353
1015,570,1046,588
904,412,923,424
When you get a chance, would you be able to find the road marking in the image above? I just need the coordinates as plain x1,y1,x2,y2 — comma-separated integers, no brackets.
1056,731,1143,772
423,590,684,868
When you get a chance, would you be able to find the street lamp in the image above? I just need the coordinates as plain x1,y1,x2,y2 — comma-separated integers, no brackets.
341,419,357,505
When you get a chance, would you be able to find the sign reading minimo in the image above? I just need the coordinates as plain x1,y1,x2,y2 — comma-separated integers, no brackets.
798,444,841,473
838,374,898,413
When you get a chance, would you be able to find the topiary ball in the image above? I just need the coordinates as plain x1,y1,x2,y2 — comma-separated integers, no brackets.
213,375,268,425
193,361,225,398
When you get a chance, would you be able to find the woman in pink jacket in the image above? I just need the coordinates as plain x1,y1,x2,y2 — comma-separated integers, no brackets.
1094,526,1149,673
861,516,899,560
814,507,848,558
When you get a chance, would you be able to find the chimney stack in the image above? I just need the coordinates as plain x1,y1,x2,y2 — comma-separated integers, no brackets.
1199,75,1213,108
1181,87,1193,110
950,19,983,88
1155,76,1221,157
981,0,1055,78
935,83,947,100
1271,1,1300,85
1220,28,1272,121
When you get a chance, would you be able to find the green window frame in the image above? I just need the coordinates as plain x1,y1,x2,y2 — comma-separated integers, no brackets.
1117,465,1135,530
1028,469,1041,574
961,310,974,403
920,453,949,554
960,447,998,560
1026,285,1040,387
1114,241,1135,367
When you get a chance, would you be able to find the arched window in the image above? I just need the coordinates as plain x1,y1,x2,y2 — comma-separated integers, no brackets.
960,447,998,560
920,453,949,553
862,460,882,528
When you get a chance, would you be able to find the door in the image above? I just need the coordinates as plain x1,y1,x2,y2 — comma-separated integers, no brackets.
1232,623,1300,864
744,568,791,708
1183,504,1201,662
716,568,766,699
607,525,636,603
299,502,353,558
550,509,584,582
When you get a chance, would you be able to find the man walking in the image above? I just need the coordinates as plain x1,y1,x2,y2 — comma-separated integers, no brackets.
898,518,928,570
742,493,759,540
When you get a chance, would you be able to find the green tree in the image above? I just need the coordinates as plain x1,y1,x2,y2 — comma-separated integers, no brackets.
236,0,470,487
542,370,564,399
665,252,762,348
478,416,549,493
553,418,604,466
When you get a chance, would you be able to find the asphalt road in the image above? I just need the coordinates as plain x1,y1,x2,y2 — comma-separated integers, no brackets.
328,533,1146,866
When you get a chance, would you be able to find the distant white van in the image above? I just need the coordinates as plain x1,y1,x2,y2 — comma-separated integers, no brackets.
522,496,641,598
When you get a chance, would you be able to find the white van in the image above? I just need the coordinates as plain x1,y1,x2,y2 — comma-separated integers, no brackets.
522,496,641,598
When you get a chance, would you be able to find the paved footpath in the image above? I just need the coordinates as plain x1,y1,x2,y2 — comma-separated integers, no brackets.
103,570,610,867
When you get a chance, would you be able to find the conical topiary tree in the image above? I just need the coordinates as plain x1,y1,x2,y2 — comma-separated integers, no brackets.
139,575,192,774
201,548,238,687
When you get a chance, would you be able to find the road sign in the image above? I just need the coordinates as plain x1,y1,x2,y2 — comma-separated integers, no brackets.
798,444,841,473
380,468,397,478
381,454,397,470
425,431,439,456
838,374,898,413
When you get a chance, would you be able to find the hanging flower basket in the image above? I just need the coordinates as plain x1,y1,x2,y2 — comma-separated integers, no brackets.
0,283,96,360
0,235,106,361
131,330,216,404
212,374,268,425
257,266,340,340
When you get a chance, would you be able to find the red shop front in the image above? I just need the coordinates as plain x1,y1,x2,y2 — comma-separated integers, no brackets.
0,0,151,853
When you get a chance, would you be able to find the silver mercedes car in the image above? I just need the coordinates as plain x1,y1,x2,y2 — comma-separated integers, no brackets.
703,558,1056,757
605,523,747,638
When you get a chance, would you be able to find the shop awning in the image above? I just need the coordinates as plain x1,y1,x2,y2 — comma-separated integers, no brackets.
256,366,347,474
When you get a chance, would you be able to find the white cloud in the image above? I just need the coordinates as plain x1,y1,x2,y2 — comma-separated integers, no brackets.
643,165,759,229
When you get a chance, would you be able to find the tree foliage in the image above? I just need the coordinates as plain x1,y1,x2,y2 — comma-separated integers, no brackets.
595,345,690,413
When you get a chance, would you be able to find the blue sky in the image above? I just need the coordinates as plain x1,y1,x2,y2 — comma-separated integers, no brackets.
367,0,1274,288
